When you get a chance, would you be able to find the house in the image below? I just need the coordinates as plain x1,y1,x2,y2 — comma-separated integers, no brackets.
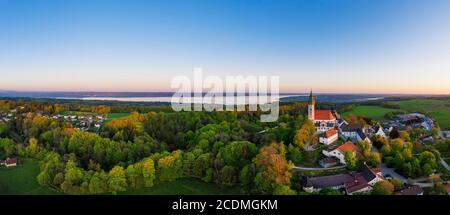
322,141,360,165
308,91,337,133
304,164,383,195
345,164,384,195
340,123,371,144
369,125,386,139
393,113,434,131
0,157,17,167
303,173,353,193
395,185,424,195
319,128,338,145
319,157,340,168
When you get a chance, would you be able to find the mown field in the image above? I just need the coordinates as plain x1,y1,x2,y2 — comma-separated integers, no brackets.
0,159,60,195
341,105,398,121
0,159,242,195
342,99,450,129
106,112,131,122
120,178,244,195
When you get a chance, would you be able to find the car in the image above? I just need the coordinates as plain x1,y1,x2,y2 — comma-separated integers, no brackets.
384,174,393,180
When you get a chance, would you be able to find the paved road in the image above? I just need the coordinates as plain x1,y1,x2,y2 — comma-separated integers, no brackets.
440,158,450,171
379,163,408,183
293,165,346,171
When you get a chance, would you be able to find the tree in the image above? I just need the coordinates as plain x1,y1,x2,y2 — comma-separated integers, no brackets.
287,144,302,164
141,158,156,187
157,151,183,182
365,152,381,167
390,178,404,191
318,187,341,195
126,164,139,188
108,166,128,194
272,185,297,195
218,141,257,168
239,164,254,186
253,143,292,193
293,119,314,149
344,151,357,170
372,181,394,195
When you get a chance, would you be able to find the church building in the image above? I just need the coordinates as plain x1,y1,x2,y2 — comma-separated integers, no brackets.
308,91,337,133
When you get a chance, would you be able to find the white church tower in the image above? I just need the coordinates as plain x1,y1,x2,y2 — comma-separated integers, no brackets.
308,90,315,121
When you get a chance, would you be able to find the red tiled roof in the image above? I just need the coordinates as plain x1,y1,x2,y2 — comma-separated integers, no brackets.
444,184,450,193
345,175,370,194
314,110,335,121
324,128,338,138
5,157,17,165
337,141,359,154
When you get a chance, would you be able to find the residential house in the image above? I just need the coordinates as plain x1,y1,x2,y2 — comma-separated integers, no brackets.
340,123,371,144
303,173,353,193
319,128,339,145
0,157,17,167
322,141,360,165
369,124,386,139
345,164,384,195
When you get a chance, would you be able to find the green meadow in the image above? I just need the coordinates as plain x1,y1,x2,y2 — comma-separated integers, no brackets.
0,159,242,195
106,112,131,121
0,159,60,195
341,105,398,121
120,178,244,195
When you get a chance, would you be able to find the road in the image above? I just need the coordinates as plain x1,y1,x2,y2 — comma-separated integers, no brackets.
439,158,450,171
379,163,408,183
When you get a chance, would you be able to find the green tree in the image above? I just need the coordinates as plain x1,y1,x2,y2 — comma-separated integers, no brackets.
108,166,128,194
372,181,394,195
272,185,297,195
344,151,357,170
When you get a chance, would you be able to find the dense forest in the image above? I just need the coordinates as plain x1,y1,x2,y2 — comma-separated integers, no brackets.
0,99,313,194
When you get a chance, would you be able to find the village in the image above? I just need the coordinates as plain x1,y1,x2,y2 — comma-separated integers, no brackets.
300,91,450,195
1,107,107,171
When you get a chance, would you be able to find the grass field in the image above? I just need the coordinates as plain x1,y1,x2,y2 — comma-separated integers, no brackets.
342,105,398,121
0,159,242,195
106,113,131,121
120,178,244,195
0,159,60,195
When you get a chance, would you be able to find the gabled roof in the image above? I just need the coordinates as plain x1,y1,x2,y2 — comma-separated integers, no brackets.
337,141,359,154
341,123,363,132
4,157,17,165
361,163,378,183
357,129,367,140
345,174,370,194
314,110,336,121
324,128,338,138
305,174,353,189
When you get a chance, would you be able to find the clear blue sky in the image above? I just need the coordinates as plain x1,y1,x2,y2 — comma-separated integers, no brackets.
0,0,449,94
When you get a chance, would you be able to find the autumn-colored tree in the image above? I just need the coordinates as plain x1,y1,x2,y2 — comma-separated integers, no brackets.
372,181,394,195
253,143,293,193
293,119,315,149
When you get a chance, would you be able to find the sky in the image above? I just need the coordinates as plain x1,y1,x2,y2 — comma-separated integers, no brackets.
0,0,449,94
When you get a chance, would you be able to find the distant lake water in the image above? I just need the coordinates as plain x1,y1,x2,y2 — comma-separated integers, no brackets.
56,94,384,104
0,91,387,104
57,95,300,105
